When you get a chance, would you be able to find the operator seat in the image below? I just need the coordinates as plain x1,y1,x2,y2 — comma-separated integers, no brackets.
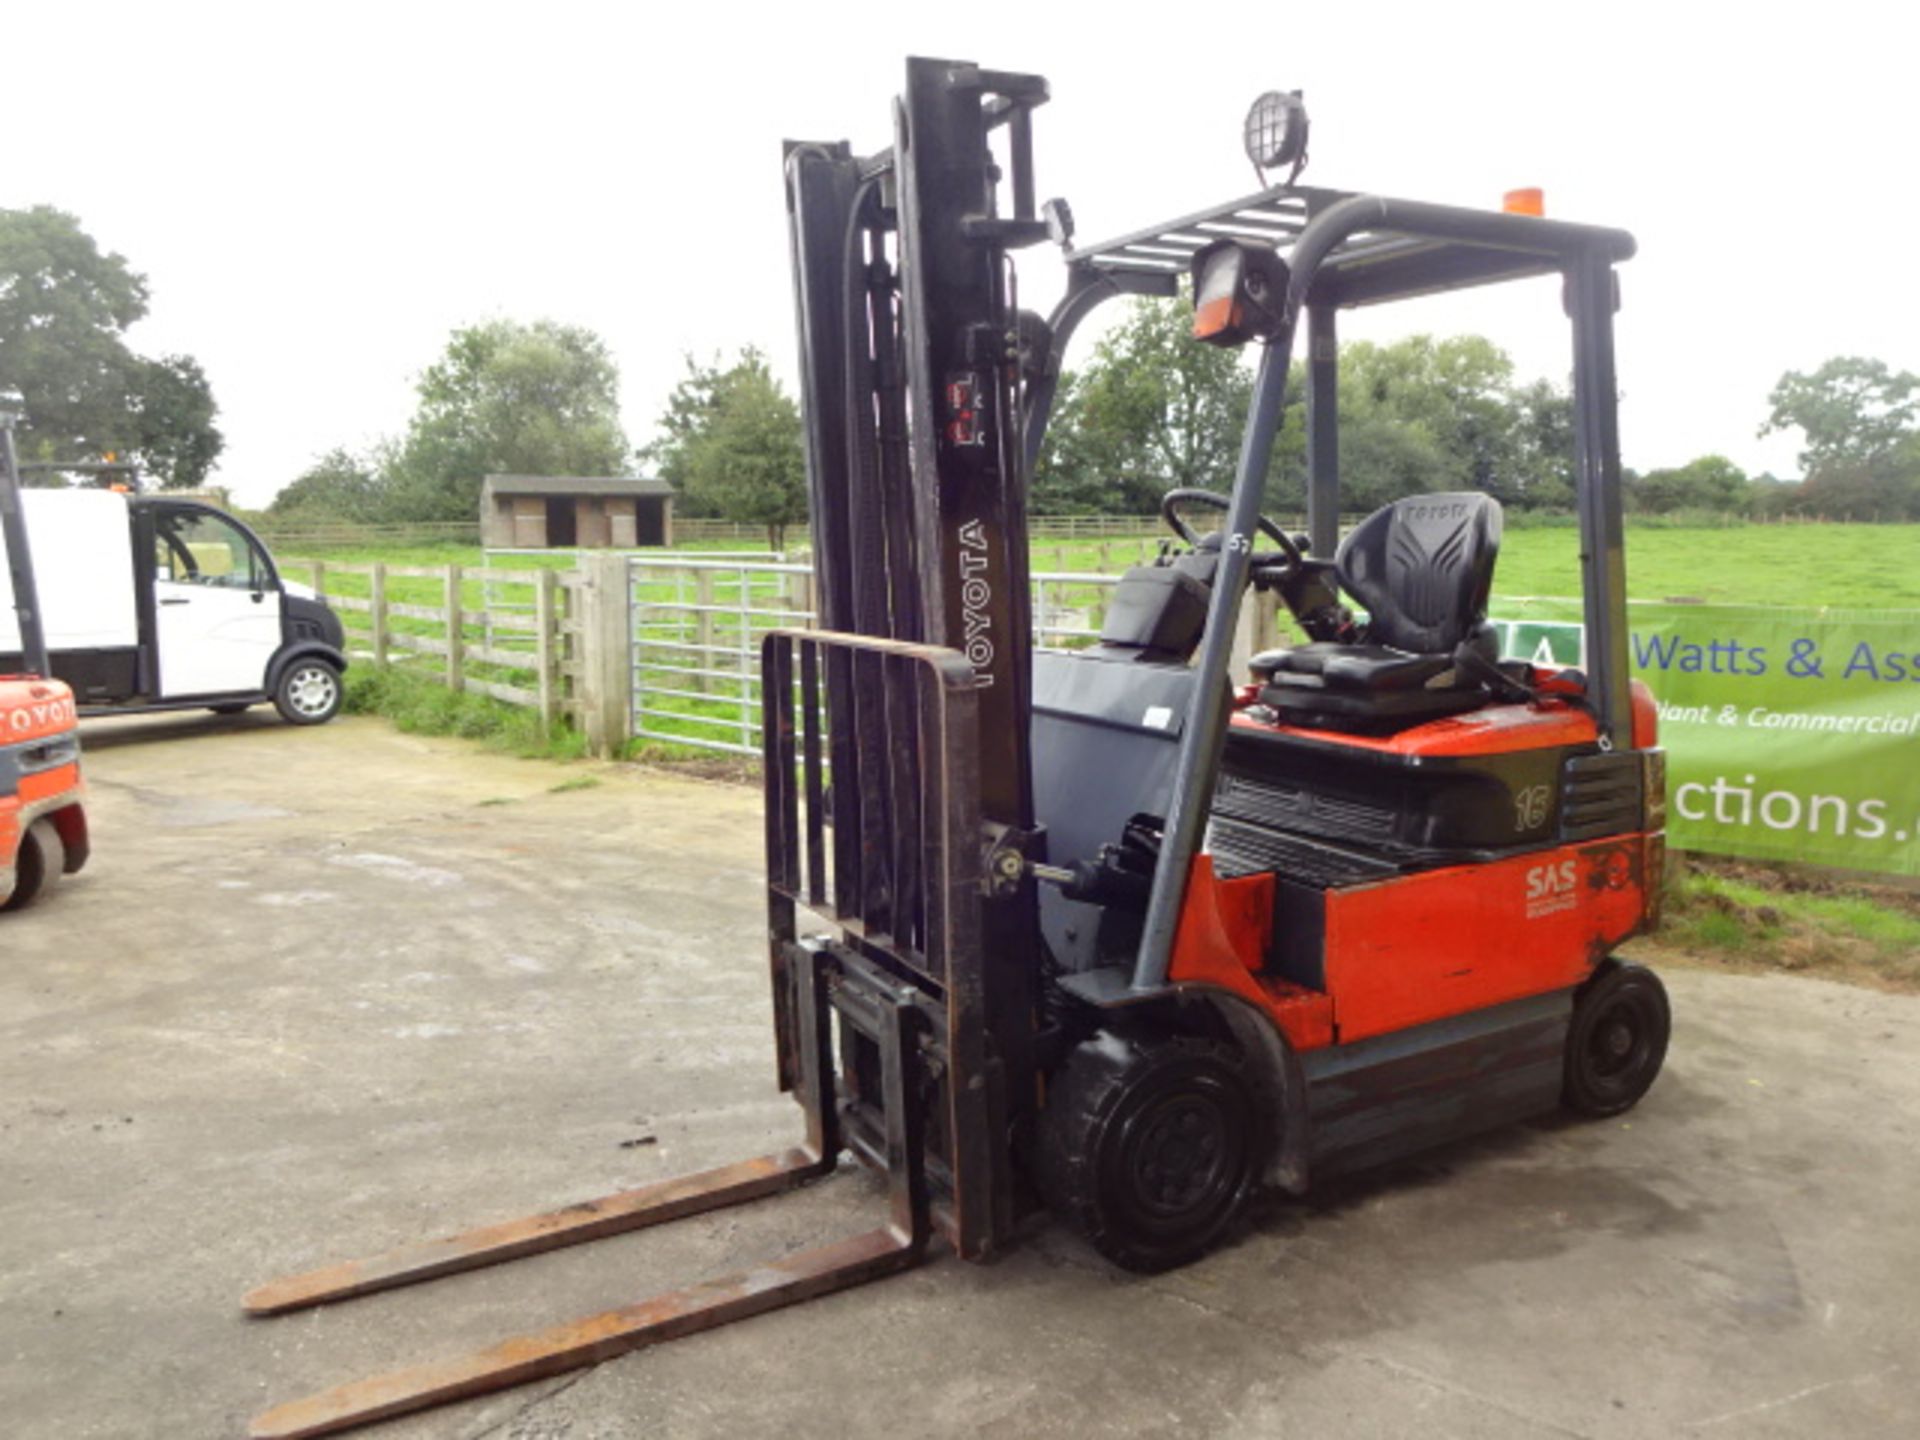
1253,492,1506,731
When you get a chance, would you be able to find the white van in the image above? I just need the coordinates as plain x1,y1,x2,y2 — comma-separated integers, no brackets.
0,490,348,724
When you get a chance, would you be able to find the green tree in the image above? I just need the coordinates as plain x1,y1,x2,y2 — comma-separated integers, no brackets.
1762,357,1919,471
1630,454,1751,515
1330,405,1456,513
130,355,223,490
641,352,728,510
1036,296,1254,515
1036,317,1578,520
1787,438,1920,520
269,448,388,521
1506,378,1576,509
661,351,807,548
385,319,628,521
1340,336,1528,501
0,205,224,487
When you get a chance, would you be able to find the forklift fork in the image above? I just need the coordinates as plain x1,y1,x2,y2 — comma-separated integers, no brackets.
247,630,990,1439
242,1150,836,1319
252,1229,919,1440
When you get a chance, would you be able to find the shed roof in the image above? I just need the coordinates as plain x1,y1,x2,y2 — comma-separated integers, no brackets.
482,475,674,499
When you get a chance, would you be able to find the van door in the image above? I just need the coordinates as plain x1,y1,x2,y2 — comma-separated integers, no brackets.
151,505,283,697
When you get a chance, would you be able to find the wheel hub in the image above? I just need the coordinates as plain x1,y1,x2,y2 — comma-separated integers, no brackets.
1131,1099,1227,1214
1604,1020,1634,1059
288,667,337,715
1585,997,1650,1082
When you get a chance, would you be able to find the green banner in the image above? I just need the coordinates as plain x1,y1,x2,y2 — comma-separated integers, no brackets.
1495,603,1920,876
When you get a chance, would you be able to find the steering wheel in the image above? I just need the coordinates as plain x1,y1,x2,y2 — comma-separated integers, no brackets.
1159,487,1305,569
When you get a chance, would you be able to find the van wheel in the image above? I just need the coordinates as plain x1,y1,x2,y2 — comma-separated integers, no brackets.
1036,1031,1263,1273
2,819,66,913
274,660,342,725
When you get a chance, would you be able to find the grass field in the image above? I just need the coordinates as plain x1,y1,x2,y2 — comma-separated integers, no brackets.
1496,521,1920,610
283,522,1920,611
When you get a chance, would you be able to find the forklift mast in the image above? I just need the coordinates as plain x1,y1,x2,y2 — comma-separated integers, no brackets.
2,405,90,918
782,58,1056,1242
1,415,52,680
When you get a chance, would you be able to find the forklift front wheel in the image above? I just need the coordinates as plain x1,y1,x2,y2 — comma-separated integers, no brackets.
1,819,66,913
274,660,343,726
1037,1031,1263,1274
1563,962,1670,1118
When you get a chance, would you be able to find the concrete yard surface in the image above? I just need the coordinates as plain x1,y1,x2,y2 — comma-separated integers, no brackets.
3,711,1918,1439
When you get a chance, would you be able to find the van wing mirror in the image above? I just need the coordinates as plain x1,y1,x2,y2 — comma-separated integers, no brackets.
1190,239,1290,347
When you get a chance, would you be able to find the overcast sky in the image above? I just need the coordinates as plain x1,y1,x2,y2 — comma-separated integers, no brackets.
8,1,1915,505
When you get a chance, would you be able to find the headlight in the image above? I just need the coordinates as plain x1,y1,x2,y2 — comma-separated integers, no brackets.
1243,90,1310,180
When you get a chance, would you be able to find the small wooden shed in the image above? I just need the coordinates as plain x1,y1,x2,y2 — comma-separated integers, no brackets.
480,475,675,549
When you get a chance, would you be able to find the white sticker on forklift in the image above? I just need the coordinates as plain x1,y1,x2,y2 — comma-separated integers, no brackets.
1142,706,1173,730
1525,859,1579,919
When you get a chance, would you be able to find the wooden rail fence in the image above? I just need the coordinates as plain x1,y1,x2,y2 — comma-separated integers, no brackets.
285,558,633,749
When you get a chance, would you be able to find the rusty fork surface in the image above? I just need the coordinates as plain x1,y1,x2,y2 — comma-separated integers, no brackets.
244,1142,933,1440
244,1148,829,1316
249,1225,923,1440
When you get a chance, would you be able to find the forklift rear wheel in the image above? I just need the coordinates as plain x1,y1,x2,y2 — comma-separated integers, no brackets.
1563,962,1670,1118
274,660,342,726
1037,1031,1263,1273
1,819,66,912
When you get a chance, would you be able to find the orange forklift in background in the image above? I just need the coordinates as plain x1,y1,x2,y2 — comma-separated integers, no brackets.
247,62,1669,1439
0,404,89,912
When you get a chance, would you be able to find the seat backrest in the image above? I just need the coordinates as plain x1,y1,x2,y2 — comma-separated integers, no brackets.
1335,492,1503,655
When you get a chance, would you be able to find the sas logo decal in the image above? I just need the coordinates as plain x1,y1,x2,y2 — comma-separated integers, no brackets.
1524,859,1579,920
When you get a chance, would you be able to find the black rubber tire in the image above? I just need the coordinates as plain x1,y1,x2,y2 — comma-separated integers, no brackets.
272,660,342,726
1036,1031,1264,1273
1563,962,1671,1118
2,819,66,913
210,703,253,715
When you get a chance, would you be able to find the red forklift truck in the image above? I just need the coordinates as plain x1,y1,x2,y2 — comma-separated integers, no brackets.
245,61,1667,1438
0,407,90,912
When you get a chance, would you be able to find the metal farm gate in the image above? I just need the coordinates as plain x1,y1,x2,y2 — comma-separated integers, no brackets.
628,556,1126,757
628,555,815,755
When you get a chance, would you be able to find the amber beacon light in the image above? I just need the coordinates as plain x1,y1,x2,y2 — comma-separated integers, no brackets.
1503,187,1546,216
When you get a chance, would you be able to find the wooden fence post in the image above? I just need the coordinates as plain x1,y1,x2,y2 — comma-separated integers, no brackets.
1252,588,1281,655
370,563,388,667
309,559,327,597
1230,589,1258,683
694,569,716,695
786,568,814,627
534,567,557,737
444,564,464,692
576,553,632,758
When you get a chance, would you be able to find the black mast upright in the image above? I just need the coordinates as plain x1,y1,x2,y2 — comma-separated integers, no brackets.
891,60,1053,1176
0,409,51,681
